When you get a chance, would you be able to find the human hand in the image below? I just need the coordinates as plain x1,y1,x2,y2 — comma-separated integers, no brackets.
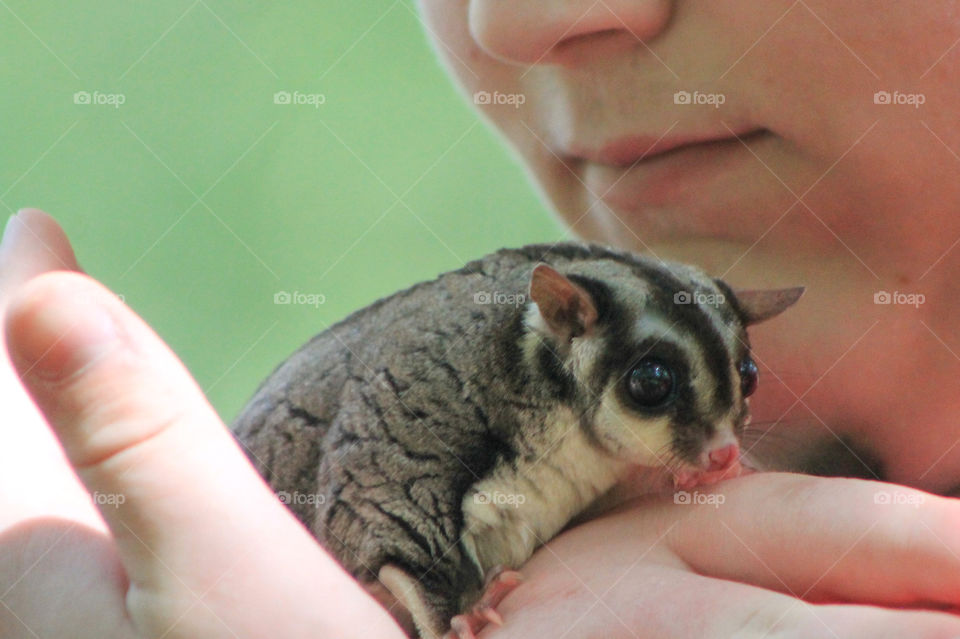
0,210,405,638
483,472,960,638
0,209,103,530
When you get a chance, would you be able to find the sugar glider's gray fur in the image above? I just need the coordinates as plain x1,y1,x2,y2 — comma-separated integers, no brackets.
231,242,802,638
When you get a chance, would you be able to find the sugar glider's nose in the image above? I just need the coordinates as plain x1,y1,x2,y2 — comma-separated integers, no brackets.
706,442,740,472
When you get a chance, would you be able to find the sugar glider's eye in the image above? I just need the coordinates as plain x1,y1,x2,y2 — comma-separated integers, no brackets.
627,358,675,408
739,357,758,398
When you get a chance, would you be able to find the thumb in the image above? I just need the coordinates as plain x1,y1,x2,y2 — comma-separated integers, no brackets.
4,271,403,638
3,270,290,577
0,209,82,298
0,209,98,530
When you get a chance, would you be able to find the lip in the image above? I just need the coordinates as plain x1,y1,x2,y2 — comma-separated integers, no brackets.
567,128,774,218
567,128,768,168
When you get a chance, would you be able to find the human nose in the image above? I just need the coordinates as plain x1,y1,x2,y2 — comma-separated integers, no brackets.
468,0,675,67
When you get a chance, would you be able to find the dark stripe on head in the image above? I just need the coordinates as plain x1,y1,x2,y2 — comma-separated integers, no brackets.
618,261,735,413
534,341,576,401
566,273,615,325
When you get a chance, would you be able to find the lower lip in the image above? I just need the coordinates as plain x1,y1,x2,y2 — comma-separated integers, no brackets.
581,130,773,212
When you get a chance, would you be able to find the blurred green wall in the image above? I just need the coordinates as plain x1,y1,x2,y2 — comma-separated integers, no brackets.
0,1,561,422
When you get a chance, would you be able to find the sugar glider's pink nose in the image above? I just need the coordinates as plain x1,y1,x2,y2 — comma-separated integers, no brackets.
707,443,739,472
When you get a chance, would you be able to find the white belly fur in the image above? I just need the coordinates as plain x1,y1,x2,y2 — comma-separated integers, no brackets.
459,406,629,576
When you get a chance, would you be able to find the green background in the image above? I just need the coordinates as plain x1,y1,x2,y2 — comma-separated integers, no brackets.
0,1,561,422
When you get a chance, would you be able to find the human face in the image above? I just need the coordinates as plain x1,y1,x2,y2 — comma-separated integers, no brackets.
417,0,960,279
417,1,960,491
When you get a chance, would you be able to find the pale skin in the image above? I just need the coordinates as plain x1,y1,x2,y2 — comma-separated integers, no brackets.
6,1,960,637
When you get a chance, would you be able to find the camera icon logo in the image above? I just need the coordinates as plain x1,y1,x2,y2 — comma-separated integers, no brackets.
274,291,292,305
473,491,491,504
474,91,491,105
673,291,692,304
873,91,891,105
273,91,291,105
873,490,891,505
673,490,691,504
873,291,891,304
474,291,492,304
73,91,91,104
673,91,691,105
277,490,291,504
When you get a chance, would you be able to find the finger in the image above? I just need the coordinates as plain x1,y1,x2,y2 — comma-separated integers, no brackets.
662,472,960,608
483,513,960,639
483,558,960,639
0,209,95,530
4,271,404,638
0,209,81,304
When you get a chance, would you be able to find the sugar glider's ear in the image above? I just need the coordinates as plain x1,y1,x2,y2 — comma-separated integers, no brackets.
528,263,598,342
731,286,805,325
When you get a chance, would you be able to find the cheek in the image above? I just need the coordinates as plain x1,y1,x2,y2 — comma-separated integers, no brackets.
592,391,676,465
415,0,548,169
415,0,525,99
416,0,483,93
718,0,960,255
751,1,960,160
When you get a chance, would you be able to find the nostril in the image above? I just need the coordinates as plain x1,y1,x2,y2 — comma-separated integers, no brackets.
707,443,739,471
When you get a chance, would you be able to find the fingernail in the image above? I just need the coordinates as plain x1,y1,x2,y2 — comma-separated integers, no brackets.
0,212,21,256
7,283,118,382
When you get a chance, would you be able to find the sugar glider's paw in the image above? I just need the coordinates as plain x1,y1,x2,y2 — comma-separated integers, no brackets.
444,566,523,639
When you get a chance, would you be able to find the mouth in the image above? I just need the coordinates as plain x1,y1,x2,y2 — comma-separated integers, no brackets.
566,128,770,169
672,460,744,491
560,127,774,218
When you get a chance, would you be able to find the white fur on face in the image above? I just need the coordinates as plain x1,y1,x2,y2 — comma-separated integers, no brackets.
590,388,675,465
